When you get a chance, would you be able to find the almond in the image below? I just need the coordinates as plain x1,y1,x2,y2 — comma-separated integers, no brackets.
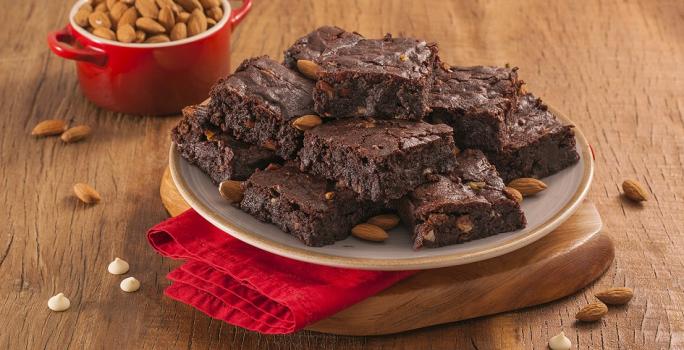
31,120,67,137
264,163,281,171
292,115,322,130
218,180,243,203
296,59,322,80
80,3,94,12
135,30,147,43
504,186,523,203
204,129,215,140
109,2,129,24
158,6,175,32
106,0,118,10
170,22,187,40
73,183,102,204
207,18,216,27
262,140,277,151
575,302,608,322
176,0,203,12
74,8,92,27
467,181,486,190
595,287,634,305
93,27,116,40
318,81,334,98
61,125,92,143
456,215,473,233
187,8,207,36
199,0,220,8
136,0,159,18
508,178,547,196
145,34,170,43
351,223,388,242
622,179,648,202
116,24,136,43
118,7,138,28
177,12,191,23
136,17,166,34
206,6,223,21
88,11,112,29
367,214,400,230
95,2,107,12
155,0,176,9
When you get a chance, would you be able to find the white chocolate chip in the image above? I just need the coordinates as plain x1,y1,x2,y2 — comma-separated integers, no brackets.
107,257,130,275
549,331,571,350
47,293,71,312
120,277,141,292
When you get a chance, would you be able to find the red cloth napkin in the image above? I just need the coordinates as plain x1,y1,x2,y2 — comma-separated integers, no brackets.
147,210,417,334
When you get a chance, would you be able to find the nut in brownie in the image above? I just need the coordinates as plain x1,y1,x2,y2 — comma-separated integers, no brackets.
398,149,526,249
172,104,280,184
283,26,364,69
240,163,381,247
306,33,437,120
486,93,580,182
429,63,523,151
208,56,315,159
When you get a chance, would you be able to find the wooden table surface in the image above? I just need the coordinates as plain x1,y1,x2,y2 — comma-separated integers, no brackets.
2,0,683,349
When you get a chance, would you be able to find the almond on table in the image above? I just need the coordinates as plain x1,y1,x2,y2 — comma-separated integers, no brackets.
73,183,102,204
61,125,92,143
31,119,67,137
622,179,648,202
575,302,608,322
595,287,634,305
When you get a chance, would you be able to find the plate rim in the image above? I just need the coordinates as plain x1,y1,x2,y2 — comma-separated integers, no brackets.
169,106,594,270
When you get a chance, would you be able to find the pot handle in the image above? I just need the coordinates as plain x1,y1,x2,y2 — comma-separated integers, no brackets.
47,27,108,67
229,0,252,28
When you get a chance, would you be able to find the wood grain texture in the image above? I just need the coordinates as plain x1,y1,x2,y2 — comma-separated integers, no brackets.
1,0,683,349
310,204,612,335
159,170,613,335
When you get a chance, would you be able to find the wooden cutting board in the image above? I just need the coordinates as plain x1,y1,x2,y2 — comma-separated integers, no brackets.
159,168,613,336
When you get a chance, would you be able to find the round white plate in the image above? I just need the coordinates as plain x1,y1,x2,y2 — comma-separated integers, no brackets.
169,107,594,270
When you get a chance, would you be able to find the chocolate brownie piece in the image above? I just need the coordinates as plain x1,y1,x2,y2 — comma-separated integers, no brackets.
299,118,457,201
172,104,280,184
429,64,522,151
240,163,380,247
398,149,526,249
208,56,315,159
486,93,580,182
283,26,364,69
312,34,437,120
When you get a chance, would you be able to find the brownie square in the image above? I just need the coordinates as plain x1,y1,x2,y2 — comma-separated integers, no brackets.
172,104,280,184
311,34,437,120
398,149,526,249
208,56,315,159
240,163,380,247
486,93,580,182
299,118,457,201
283,26,364,69
429,64,522,151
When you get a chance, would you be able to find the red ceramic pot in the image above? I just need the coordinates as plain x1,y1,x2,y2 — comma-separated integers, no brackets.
47,0,251,115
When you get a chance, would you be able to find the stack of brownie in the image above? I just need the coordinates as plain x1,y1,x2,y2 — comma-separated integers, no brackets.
172,26,580,249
